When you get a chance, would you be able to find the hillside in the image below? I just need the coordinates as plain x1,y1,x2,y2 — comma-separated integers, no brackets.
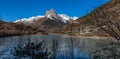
61,0,120,36
78,0,120,25
0,21,47,37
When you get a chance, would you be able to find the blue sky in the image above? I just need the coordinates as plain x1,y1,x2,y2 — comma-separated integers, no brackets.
0,0,110,22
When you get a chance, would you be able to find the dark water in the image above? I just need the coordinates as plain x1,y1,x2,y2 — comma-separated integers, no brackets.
0,34,104,59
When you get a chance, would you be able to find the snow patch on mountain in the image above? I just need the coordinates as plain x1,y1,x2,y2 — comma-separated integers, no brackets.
72,17,79,20
15,15,45,23
58,14,78,23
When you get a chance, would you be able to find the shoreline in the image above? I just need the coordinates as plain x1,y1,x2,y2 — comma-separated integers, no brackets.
0,33,113,39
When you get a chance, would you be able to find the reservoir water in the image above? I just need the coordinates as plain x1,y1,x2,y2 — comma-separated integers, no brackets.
0,34,110,59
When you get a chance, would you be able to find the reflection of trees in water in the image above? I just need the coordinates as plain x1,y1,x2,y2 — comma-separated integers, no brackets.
11,39,50,59
66,37,80,59
3,36,89,59
91,40,120,59
10,38,59,59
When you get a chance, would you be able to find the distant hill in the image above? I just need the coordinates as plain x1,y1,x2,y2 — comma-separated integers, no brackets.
0,21,47,36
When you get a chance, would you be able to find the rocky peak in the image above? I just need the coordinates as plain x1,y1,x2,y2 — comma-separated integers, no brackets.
45,9,59,19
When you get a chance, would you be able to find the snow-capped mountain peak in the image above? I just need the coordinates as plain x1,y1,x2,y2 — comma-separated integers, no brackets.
15,9,78,23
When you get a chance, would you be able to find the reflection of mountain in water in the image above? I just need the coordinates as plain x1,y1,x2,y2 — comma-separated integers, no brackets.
0,34,100,59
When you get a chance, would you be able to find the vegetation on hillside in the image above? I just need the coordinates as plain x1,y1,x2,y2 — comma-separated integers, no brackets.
0,20,47,37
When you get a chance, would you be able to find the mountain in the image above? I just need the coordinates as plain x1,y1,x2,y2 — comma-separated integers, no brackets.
15,9,78,23
29,17,66,33
16,17,66,33
15,9,79,33
15,9,70,33
61,0,120,36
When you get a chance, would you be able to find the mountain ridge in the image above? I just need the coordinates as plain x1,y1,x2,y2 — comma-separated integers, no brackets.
15,9,78,23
